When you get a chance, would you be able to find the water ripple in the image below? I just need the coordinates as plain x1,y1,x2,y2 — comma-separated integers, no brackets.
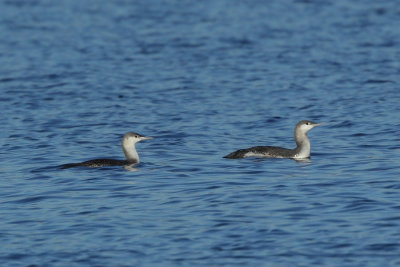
1,0,400,266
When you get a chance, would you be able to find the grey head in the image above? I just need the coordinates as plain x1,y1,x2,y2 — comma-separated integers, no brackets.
294,120,322,144
122,132,153,142
122,132,153,162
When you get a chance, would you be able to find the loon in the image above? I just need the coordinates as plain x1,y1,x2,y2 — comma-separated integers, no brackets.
61,132,152,168
224,120,322,159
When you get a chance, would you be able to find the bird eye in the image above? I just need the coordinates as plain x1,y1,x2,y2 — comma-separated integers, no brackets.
306,122,310,125
135,135,139,138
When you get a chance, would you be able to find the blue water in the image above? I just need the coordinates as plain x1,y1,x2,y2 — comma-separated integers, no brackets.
1,0,400,266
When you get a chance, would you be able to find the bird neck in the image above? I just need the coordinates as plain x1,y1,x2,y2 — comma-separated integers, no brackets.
122,143,140,163
294,132,311,158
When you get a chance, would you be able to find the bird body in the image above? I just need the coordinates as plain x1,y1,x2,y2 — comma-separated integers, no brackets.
224,120,321,159
61,132,152,168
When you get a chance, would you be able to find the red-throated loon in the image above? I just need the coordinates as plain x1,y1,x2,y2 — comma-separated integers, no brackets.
224,120,322,159
61,132,153,168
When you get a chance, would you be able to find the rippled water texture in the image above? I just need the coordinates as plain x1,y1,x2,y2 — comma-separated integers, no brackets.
1,0,400,266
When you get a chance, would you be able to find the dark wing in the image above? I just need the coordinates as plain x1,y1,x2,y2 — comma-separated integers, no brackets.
224,146,294,159
224,148,253,159
61,158,135,169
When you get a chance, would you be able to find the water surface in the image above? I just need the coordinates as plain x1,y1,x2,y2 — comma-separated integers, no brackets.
1,0,400,266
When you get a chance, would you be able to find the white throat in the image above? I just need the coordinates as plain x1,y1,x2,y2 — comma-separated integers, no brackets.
294,136,311,158
294,127,312,159
122,139,140,163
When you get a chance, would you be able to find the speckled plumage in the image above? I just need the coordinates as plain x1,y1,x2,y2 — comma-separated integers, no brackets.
61,159,136,169
224,146,294,159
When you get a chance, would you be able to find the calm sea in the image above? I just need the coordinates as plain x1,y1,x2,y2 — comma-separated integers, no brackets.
1,0,400,266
